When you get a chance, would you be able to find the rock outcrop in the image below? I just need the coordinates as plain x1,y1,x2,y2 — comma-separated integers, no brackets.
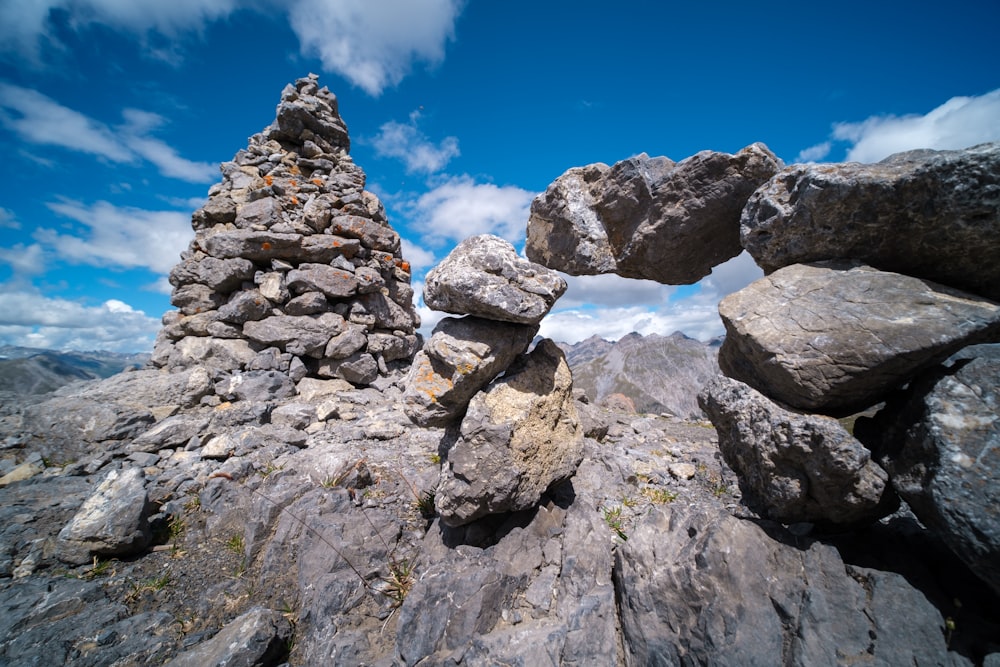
526,143,781,283
741,143,1000,301
718,260,1000,414
152,74,420,387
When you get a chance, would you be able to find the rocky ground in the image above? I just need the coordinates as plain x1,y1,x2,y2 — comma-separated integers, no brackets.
1,365,997,665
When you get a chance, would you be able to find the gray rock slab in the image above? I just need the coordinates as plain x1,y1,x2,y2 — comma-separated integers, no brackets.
699,375,897,526
402,316,538,427
526,143,781,283
858,344,1000,595
424,234,567,324
167,336,257,372
214,370,297,402
742,142,1000,301
719,261,1000,414
328,214,400,253
201,230,359,263
436,340,584,526
286,263,358,299
169,256,255,293
56,467,153,565
217,289,272,324
128,412,212,453
164,606,292,667
243,313,345,358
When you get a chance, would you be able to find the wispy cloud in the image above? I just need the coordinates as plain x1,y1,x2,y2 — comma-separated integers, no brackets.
38,199,193,275
0,207,20,229
286,0,464,96
0,83,217,182
405,175,535,246
0,243,46,277
797,88,1000,164
0,288,160,352
371,110,460,174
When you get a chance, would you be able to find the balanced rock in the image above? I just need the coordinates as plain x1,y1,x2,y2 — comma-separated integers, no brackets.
857,344,1000,595
698,375,896,526
436,340,584,526
526,143,781,284
423,234,567,324
56,467,153,565
153,74,419,387
402,316,538,427
719,261,1000,414
742,142,1000,301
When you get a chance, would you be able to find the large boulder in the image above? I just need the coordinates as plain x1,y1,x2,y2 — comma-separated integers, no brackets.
615,503,965,666
436,340,584,526
402,316,539,427
718,261,1000,414
423,234,567,324
164,606,292,667
526,143,781,284
741,142,1000,301
56,467,154,565
698,375,896,526
857,344,1000,595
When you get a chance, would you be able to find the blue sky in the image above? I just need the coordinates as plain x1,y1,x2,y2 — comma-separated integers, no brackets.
1,0,998,352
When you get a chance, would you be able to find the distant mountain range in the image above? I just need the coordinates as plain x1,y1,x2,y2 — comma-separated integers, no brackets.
559,332,721,419
0,346,150,395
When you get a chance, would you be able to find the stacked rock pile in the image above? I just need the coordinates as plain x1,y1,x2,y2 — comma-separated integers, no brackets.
527,141,1000,596
151,74,420,391
401,234,582,526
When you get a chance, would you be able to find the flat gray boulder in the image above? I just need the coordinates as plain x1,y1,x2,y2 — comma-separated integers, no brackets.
164,606,292,667
402,316,538,427
423,235,567,324
719,261,1000,414
243,313,346,358
699,375,896,526
56,467,153,565
742,142,1000,301
526,143,781,284
858,344,1000,596
436,340,584,526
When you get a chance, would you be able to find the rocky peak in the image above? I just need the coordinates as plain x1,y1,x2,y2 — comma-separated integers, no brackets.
151,74,420,391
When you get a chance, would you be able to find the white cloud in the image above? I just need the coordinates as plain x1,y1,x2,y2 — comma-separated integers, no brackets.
0,288,160,352
0,207,20,229
539,300,723,345
286,0,463,96
0,83,217,182
0,244,46,276
557,273,675,310
371,110,460,174
801,89,1000,165
697,250,763,300
400,237,438,271
38,199,193,275
407,175,535,246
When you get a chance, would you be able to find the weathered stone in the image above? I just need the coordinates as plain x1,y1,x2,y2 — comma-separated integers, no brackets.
402,316,538,427
742,142,1000,301
164,606,292,667
128,413,212,453
217,289,272,324
698,375,896,526
0,461,44,486
268,77,349,151
857,344,1000,595
366,331,419,362
243,313,345,357
424,234,567,324
286,263,358,299
328,214,400,252
354,266,384,293
214,370,297,403
354,292,419,333
314,352,378,385
168,336,256,372
169,256,255,293
283,291,328,315
234,196,280,229
526,143,782,283
56,467,153,565
616,503,965,666
295,377,352,401
201,230,360,263
324,325,368,359
170,283,223,316
436,340,584,526
256,271,288,303
191,194,236,228
719,261,1000,414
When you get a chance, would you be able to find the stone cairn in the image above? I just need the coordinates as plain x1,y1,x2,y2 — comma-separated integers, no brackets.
151,74,420,392
525,141,1000,595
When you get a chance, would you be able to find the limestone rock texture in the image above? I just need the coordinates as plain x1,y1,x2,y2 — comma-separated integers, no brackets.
436,340,584,526
526,143,782,284
742,142,1000,301
698,375,896,526
857,344,1000,595
401,316,539,427
718,260,1000,414
423,234,567,324
153,74,420,387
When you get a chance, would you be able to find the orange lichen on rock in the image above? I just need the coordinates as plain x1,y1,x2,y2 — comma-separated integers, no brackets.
264,174,273,186
261,242,272,250
311,178,323,186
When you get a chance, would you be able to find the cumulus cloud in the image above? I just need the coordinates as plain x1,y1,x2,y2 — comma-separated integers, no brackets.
371,110,460,174
557,273,675,310
0,244,46,277
286,0,463,96
798,89,1000,164
38,199,193,275
0,83,217,182
406,176,535,246
0,288,160,352
400,237,438,272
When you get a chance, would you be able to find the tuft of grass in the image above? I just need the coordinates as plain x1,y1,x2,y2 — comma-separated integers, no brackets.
428,453,441,465
642,488,679,504
260,462,284,479
224,532,245,556
620,495,639,508
381,557,414,607
602,505,628,541
126,574,172,602
414,491,437,519
83,556,114,580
